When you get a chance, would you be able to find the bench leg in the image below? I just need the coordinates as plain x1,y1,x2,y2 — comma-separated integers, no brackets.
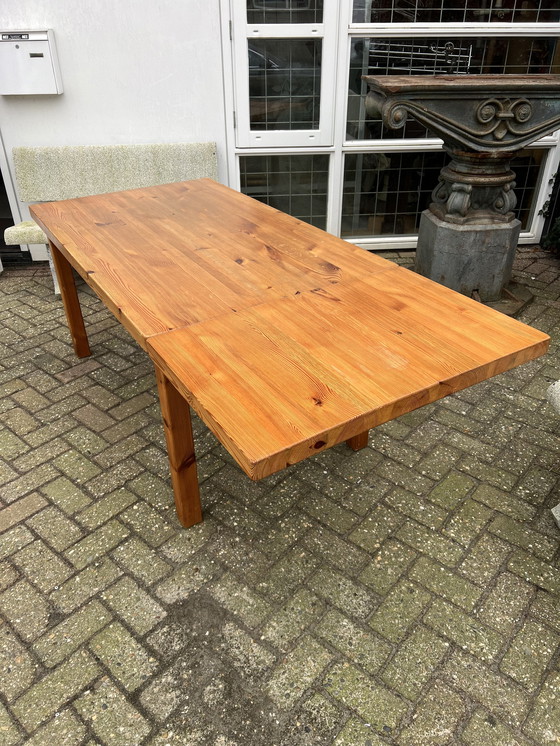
155,365,203,528
49,241,91,358
346,431,369,451
46,243,61,295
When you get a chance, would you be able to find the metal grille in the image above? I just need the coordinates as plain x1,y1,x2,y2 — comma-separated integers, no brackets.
368,40,473,75
249,39,322,131
247,0,323,24
353,0,560,24
240,154,329,229
347,35,560,140
342,149,545,238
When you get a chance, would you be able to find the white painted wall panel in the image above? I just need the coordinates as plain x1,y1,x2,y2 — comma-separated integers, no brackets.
0,0,228,182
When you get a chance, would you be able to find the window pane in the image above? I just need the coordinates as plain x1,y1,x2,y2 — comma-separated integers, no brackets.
342,148,545,238
247,0,323,23
347,35,560,140
240,154,329,229
353,1,560,24
249,39,322,131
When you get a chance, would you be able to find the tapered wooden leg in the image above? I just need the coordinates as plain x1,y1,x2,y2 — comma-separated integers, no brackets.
48,241,91,358
346,431,369,451
155,366,203,528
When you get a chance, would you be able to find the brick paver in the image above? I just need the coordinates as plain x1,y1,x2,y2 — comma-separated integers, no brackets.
1,250,560,744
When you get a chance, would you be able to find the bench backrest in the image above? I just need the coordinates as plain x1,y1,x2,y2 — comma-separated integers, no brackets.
12,142,218,202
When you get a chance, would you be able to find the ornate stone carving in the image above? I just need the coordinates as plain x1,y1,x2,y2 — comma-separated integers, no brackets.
428,150,518,225
362,74,560,301
363,75,560,226
475,98,533,140
364,75,560,153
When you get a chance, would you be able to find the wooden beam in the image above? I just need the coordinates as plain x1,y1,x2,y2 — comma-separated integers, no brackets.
48,241,91,358
155,365,203,528
346,431,369,451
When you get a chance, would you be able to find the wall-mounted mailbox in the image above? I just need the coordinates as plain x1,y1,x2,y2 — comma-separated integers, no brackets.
0,30,63,95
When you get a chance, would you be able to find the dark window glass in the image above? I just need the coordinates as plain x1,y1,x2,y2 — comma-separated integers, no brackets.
240,154,329,229
353,1,560,24
247,0,323,24
348,35,560,140
342,148,545,237
249,39,322,131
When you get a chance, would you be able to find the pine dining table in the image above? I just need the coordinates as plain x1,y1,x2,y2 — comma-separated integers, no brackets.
30,178,550,528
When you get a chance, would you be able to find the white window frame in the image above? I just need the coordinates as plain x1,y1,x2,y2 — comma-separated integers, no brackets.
231,2,339,147
339,20,560,248
222,0,560,249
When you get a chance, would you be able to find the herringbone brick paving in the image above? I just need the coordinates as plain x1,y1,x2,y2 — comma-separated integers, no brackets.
1,248,559,745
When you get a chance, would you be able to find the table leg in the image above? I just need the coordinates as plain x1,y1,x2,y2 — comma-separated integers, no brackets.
155,366,203,528
346,431,369,451
49,241,91,358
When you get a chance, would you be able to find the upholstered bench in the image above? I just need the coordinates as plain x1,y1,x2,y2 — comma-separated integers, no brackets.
4,142,218,292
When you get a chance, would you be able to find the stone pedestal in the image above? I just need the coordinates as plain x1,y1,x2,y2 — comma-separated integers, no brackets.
362,75,560,309
416,210,521,301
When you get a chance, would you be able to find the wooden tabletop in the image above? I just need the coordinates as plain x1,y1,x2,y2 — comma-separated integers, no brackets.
30,179,393,349
148,263,549,480
31,178,550,482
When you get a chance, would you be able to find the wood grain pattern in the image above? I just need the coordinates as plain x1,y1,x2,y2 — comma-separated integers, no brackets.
363,74,560,94
30,179,397,349
30,178,550,526
48,241,91,358
347,432,369,451
155,366,202,528
148,266,549,480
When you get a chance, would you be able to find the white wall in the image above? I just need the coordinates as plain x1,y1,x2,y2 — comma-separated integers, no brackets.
0,0,229,226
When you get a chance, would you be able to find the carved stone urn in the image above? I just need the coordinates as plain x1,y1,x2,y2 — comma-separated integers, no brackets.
364,74,560,303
